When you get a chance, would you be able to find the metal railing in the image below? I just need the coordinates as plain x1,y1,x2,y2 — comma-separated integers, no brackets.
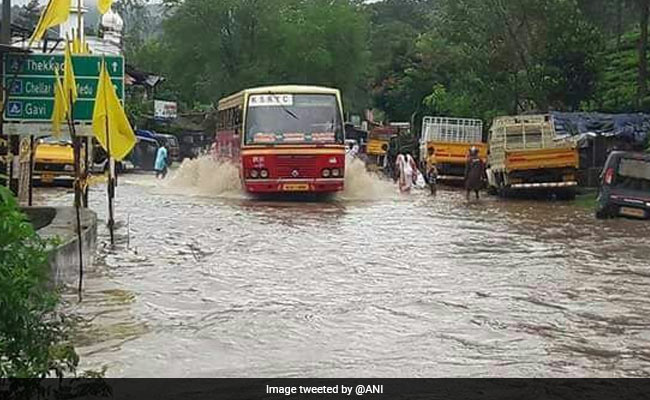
421,116,483,144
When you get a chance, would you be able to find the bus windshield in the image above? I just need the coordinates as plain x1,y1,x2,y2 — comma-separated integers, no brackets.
245,94,343,145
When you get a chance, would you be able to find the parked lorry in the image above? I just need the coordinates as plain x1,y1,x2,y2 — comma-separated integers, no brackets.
419,116,487,181
486,115,579,198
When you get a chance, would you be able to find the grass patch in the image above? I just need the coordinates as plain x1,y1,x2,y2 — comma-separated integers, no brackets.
574,190,598,209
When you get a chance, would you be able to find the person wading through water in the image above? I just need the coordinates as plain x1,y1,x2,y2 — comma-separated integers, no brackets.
426,146,438,195
396,152,418,193
155,144,169,179
464,146,485,200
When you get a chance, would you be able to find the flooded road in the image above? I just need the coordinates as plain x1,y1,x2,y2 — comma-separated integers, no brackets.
39,160,650,377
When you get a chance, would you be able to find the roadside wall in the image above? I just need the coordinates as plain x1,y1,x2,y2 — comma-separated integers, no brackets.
23,207,98,287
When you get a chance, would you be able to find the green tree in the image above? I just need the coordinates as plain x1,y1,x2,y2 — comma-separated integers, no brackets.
155,0,368,110
424,0,601,118
15,0,42,31
635,0,650,108
114,0,155,58
367,0,437,121
0,187,78,378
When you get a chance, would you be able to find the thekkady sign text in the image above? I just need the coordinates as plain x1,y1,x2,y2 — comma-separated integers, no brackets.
2,53,124,122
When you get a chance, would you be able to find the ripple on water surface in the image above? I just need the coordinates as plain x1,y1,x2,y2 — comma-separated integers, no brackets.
43,158,650,377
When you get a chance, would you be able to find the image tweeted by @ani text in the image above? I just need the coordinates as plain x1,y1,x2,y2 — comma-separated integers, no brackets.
266,384,383,397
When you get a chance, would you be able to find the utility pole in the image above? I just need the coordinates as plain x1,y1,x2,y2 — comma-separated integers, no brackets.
1,0,11,190
1,0,10,45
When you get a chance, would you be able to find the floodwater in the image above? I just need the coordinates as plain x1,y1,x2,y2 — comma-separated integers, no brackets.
37,157,650,377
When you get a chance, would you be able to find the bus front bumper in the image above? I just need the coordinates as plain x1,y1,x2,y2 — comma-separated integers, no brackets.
245,178,344,193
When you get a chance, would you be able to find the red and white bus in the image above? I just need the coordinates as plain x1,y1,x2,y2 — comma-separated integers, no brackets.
214,85,346,194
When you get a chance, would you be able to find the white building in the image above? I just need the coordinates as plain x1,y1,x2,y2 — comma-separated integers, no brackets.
13,0,123,56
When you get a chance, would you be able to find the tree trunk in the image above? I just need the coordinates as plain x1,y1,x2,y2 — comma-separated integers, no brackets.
637,0,649,109
617,0,623,49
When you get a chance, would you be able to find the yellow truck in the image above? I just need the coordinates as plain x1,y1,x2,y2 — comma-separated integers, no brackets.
419,116,486,180
365,124,401,172
486,115,579,198
33,136,81,185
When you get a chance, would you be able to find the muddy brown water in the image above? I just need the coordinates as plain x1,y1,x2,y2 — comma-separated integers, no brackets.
35,158,650,377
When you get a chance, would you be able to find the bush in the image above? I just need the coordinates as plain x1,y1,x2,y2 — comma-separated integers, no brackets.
0,186,78,378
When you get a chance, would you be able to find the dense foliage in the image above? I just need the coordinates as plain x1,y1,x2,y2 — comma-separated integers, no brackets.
0,186,78,378
151,0,369,109
124,0,650,121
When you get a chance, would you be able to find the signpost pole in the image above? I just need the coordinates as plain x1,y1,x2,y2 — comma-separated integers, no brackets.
28,136,33,205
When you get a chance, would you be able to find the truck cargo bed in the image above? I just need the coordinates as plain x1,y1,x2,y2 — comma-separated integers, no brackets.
504,147,578,171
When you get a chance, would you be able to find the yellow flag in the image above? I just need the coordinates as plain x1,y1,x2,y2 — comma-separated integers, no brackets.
51,69,68,138
97,0,115,15
64,42,78,104
29,0,71,45
92,60,136,161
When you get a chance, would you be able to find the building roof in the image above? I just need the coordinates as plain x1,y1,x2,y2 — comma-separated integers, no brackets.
125,64,164,87
0,44,30,54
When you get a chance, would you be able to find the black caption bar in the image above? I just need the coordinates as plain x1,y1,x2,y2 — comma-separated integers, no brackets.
2,379,650,400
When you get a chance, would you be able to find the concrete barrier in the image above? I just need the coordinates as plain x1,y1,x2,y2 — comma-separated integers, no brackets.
22,207,98,287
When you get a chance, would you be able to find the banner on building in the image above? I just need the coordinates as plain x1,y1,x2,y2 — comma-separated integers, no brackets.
154,100,178,120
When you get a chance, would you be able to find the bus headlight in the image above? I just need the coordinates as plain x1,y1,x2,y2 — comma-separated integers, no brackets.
250,169,259,178
331,168,340,177
260,169,269,178
321,169,331,178
64,165,74,171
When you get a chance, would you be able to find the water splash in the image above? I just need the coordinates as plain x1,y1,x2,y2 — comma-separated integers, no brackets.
338,157,398,201
165,155,398,200
167,156,242,196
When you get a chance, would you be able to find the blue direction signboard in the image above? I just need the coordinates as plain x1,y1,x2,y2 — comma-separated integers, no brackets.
2,53,125,122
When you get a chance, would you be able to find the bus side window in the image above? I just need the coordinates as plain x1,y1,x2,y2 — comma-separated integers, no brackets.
234,108,242,135
217,110,223,130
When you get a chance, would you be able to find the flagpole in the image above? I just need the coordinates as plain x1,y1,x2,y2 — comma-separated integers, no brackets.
102,57,115,246
65,36,85,301
77,0,82,44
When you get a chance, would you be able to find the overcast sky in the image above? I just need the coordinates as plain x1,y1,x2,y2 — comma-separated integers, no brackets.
12,0,99,5
12,0,382,6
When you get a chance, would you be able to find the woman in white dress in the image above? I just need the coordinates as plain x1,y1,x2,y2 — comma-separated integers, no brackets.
396,153,417,193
